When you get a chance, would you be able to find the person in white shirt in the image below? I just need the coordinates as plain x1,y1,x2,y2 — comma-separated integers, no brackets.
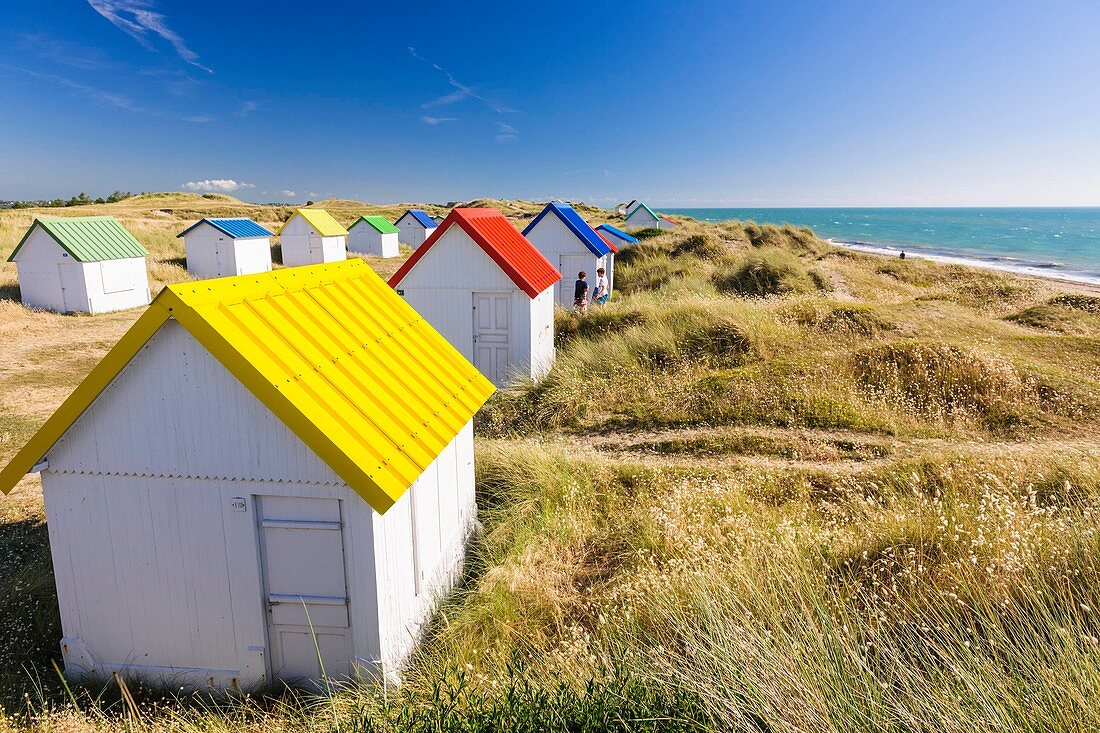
592,267,610,305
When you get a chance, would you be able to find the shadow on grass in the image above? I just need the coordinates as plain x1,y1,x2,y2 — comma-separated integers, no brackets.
0,517,61,710
0,283,21,304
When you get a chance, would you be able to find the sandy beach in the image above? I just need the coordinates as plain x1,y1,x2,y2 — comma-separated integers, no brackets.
826,238,1100,296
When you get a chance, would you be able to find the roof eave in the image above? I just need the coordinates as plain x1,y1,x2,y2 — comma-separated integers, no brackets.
526,204,609,257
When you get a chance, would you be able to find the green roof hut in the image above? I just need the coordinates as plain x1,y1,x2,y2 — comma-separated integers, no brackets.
8,216,150,314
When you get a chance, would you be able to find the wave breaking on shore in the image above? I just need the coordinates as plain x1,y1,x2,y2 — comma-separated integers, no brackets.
827,238,1100,287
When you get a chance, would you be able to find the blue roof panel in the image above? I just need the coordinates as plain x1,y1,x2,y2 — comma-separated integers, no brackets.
177,217,274,239
401,209,437,229
522,203,611,257
595,224,639,244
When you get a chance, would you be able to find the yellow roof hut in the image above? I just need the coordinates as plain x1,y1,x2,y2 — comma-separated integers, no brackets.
276,208,349,267
0,260,494,688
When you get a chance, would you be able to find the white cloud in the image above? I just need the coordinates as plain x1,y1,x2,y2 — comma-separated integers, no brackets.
408,47,520,142
88,0,212,73
237,100,258,116
14,67,148,113
182,179,254,192
408,47,518,120
278,189,297,198
182,114,214,123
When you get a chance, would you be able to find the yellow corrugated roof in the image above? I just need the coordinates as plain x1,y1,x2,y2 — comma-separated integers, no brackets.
0,260,494,513
278,208,348,237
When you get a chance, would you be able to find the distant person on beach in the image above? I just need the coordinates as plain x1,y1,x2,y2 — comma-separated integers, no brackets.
900,251,906,260
574,271,589,314
592,267,610,305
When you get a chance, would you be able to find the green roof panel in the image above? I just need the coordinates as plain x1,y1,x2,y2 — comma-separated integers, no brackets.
9,216,149,263
351,215,401,234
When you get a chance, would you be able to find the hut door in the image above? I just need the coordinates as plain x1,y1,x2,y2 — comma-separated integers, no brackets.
257,496,353,683
309,235,325,263
59,264,84,313
559,254,589,306
215,237,227,275
472,292,511,386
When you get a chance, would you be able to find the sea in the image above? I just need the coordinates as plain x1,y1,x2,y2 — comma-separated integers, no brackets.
662,208,1100,286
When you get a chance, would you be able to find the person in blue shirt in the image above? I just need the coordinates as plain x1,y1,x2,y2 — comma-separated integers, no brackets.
573,271,589,313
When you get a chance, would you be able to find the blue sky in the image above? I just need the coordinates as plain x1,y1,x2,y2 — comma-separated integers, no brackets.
1,0,1098,206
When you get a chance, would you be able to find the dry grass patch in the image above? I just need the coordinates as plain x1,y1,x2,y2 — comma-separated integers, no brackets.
784,299,895,336
713,248,830,297
619,429,892,462
668,232,733,260
851,341,1039,431
742,220,831,256
1006,293,1100,335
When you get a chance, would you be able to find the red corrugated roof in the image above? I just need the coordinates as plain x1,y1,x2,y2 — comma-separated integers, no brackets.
389,208,561,298
595,229,619,253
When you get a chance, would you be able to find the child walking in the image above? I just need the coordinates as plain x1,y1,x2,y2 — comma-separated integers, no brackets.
592,267,610,305
573,271,589,314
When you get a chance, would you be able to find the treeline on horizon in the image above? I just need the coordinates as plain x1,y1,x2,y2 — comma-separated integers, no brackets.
2,190,134,209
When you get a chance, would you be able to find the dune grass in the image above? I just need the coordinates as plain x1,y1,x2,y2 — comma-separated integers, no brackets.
1,202,1099,731
1006,293,1100,335
712,247,831,297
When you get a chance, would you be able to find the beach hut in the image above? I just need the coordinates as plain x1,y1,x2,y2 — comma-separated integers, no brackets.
522,202,614,307
347,215,401,258
177,217,274,279
7,216,150,314
617,200,639,216
595,223,639,251
624,202,677,231
388,208,560,387
277,208,348,266
395,209,437,249
0,260,494,689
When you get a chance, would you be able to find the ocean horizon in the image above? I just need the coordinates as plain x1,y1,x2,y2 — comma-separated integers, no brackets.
663,207,1100,286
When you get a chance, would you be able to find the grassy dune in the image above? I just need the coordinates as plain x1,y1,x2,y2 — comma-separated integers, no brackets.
1,199,1099,731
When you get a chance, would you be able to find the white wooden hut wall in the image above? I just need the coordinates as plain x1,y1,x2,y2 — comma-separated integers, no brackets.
395,214,436,249
13,228,149,314
279,216,347,267
396,226,555,385
348,225,400,258
40,320,475,687
524,213,608,308
626,207,661,230
184,222,272,278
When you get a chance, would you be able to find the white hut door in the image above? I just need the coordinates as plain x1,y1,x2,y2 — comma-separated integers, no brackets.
472,292,511,386
257,496,353,682
559,255,589,306
215,237,227,275
59,265,83,312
